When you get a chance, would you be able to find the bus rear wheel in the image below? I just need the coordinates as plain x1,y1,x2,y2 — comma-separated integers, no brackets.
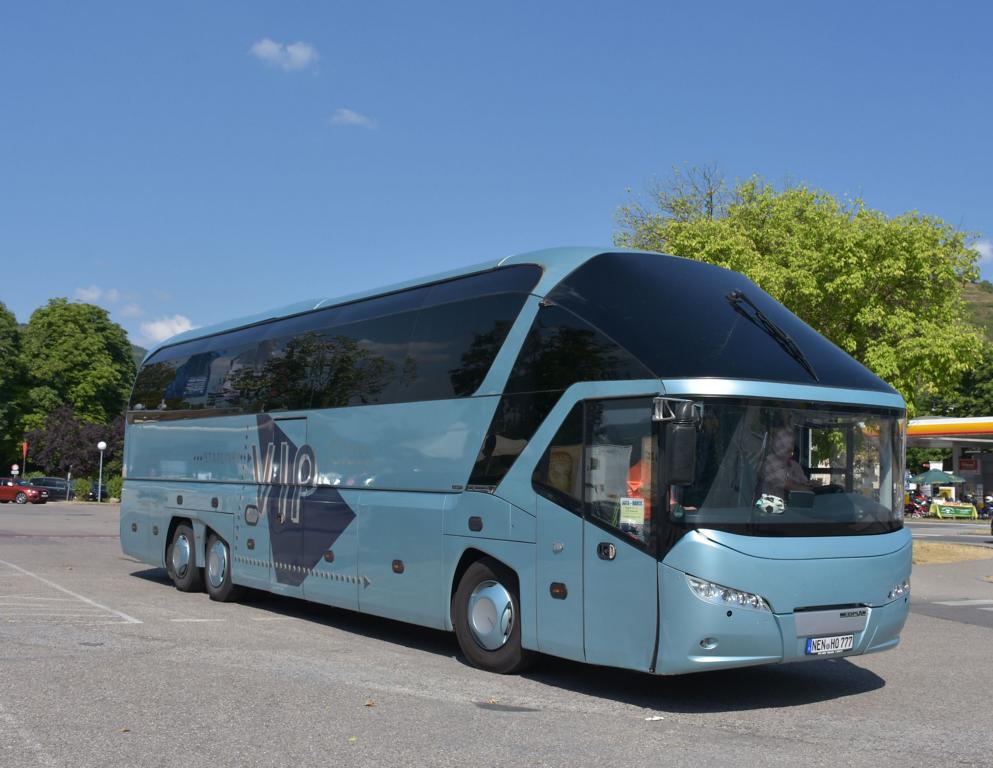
167,523,203,592
204,533,241,602
453,558,533,674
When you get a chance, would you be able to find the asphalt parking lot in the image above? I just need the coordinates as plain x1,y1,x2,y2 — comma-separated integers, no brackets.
1,503,991,768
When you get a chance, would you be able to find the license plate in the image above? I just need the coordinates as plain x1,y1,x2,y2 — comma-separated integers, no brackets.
806,634,854,655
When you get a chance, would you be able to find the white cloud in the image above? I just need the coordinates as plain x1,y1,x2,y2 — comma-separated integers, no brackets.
140,315,196,343
330,108,376,129
119,303,143,318
973,238,993,263
74,285,120,304
250,38,319,71
74,285,102,302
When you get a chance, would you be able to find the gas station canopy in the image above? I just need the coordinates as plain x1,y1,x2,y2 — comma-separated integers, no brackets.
907,417,993,448
907,417,993,502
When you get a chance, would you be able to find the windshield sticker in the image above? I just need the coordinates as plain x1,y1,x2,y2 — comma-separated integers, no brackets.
620,496,645,526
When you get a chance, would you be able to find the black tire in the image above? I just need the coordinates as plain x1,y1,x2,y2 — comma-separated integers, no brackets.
204,533,242,602
166,523,203,592
453,558,533,674
15,492,27,504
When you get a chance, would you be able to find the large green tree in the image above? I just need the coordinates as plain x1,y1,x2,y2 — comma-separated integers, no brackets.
0,301,24,459
616,169,984,414
19,299,136,432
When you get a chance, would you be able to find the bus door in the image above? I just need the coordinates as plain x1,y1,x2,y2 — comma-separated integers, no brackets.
582,398,659,672
534,405,586,661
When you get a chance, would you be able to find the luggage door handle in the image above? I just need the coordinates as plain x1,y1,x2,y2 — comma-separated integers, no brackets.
597,542,616,561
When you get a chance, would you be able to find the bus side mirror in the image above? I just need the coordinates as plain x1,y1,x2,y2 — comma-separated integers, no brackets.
654,398,700,486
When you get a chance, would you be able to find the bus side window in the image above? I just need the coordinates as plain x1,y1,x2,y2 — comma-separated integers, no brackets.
585,398,655,547
532,403,584,514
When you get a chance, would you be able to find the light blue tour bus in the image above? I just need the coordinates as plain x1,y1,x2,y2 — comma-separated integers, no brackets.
121,248,910,675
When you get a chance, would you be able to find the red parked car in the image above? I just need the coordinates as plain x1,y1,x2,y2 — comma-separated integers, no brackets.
0,478,48,504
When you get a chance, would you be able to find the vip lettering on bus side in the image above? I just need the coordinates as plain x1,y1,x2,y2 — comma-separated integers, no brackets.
250,438,318,524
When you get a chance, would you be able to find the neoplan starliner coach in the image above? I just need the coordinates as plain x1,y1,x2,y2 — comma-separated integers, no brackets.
121,248,910,675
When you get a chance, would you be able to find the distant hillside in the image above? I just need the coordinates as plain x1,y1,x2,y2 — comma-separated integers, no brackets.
963,281,993,343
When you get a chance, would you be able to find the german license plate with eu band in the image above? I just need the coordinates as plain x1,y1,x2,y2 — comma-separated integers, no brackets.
806,634,854,655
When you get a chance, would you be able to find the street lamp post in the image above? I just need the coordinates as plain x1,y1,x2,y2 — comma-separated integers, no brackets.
96,441,107,503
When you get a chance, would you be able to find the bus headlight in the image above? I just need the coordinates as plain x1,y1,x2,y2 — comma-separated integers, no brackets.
686,575,770,612
888,579,910,600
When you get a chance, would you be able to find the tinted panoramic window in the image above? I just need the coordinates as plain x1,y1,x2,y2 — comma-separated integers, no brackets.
532,403,584,513
505,305,653,394
313,311,417,407
547,252,894,392
403,293,528,401
468,392,561,488
128,265,542,417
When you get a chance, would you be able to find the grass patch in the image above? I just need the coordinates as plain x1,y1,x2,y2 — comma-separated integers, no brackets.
964,281,993,342
913,540,993,565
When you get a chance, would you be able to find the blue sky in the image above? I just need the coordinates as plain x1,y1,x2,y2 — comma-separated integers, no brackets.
2,1,991,347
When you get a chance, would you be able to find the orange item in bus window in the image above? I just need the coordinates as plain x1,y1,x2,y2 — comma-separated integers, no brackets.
627,460,652,519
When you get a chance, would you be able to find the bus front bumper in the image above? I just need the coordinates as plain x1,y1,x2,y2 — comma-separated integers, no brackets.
656,562,910,675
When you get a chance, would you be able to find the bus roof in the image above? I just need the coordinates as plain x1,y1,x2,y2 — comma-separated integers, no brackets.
142,246,617,360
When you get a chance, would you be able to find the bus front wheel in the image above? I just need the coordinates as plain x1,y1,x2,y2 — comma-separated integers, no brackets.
453,558,533,674
167,523,203,593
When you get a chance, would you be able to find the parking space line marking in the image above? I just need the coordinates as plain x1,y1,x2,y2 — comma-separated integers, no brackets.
0,595,76,602
169,618,225,622
933,599,993,607
0,558,142,624
2,611,107,616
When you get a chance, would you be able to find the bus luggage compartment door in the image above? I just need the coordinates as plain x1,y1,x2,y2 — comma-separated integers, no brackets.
357,491,446,629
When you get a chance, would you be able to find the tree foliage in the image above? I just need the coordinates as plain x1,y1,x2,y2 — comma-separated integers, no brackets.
616,169,984,414
24,405,124,477
19,299,136,432
922,343,993,417
0,301,24,460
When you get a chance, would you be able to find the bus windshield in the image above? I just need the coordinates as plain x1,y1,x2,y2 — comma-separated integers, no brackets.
670,399,904,537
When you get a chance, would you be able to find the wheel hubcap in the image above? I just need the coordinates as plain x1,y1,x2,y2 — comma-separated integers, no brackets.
207,539,228,589
467,580,514,651
171,533,191,578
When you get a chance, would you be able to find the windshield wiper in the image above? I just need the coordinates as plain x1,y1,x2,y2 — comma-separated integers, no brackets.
726,289,819,382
